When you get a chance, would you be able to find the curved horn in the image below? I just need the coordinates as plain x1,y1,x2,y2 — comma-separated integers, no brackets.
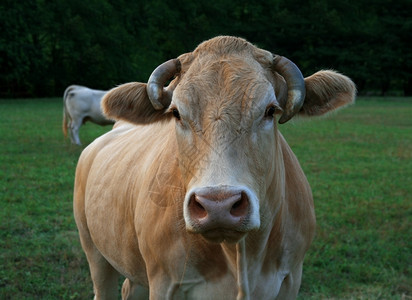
272,55,306,124
147,59,181,110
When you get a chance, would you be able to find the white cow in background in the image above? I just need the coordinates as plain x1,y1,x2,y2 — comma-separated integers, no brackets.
62,85,114,145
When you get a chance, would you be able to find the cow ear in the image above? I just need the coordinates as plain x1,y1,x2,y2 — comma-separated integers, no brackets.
300,70,356,116
102,82,171,124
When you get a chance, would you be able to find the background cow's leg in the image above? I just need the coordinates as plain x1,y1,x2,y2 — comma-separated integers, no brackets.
69,117,83,145
275,264,302,300
122,278,149,300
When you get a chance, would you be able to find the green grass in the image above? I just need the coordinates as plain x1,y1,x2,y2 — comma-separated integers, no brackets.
1,97,411,299
0,98,107,299
284,98,412,299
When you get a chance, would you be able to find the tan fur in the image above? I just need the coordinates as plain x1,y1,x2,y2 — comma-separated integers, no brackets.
75,36,356,299
302,70,356,116
102,82,172,125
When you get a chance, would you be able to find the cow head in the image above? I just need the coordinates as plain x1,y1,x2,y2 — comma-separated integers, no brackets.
103,36,356,243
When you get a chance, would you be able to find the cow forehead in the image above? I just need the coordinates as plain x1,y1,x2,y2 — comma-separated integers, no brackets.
174,56,274,112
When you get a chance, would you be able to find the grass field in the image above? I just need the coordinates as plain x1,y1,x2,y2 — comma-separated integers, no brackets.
1,97,411,299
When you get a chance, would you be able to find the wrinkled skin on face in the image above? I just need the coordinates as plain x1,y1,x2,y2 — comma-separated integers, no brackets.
170,53,285,242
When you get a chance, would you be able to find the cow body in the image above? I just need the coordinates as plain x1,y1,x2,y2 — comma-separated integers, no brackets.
74,36,356,299
63,85,114,145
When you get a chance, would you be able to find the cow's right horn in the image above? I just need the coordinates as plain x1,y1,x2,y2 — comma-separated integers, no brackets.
147,59,181,110
272,55,306,124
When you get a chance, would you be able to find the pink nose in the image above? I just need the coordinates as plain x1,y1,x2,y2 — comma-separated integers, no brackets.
187,187,250,232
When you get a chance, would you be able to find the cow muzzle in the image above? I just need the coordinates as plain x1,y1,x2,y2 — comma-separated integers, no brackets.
184,186,260,243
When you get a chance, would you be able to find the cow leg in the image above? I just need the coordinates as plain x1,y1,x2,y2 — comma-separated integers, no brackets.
88,251,119,300
78,233,119,300
69,118,82,145
122,278,149,300
276,264,302,299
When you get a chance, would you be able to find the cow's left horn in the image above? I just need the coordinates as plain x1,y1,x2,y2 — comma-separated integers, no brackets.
272,55,306,124
147,59,181,110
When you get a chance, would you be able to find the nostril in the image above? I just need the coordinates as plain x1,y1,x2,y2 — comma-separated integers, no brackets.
232,199,242,209
189,194,208,219
230,192,249,217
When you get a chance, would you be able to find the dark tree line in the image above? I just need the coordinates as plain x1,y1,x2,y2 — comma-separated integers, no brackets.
1,0,411,98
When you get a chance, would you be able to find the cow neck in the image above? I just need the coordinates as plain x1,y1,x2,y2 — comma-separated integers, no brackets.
218,238,251,300
235,239,250,300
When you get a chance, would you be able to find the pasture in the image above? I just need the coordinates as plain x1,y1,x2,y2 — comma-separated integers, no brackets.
1,97,411,299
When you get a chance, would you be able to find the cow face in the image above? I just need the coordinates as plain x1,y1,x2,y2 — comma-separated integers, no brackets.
169,55,283,243
102,36,356,244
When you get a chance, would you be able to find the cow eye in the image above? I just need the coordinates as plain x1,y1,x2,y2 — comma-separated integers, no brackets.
264,105,276,118
172,108,181,120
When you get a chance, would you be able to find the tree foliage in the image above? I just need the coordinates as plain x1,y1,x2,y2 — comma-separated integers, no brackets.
1,0,410,97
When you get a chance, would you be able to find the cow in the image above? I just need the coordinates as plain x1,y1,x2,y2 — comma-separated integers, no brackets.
74,36,356,299
63,85,114,145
